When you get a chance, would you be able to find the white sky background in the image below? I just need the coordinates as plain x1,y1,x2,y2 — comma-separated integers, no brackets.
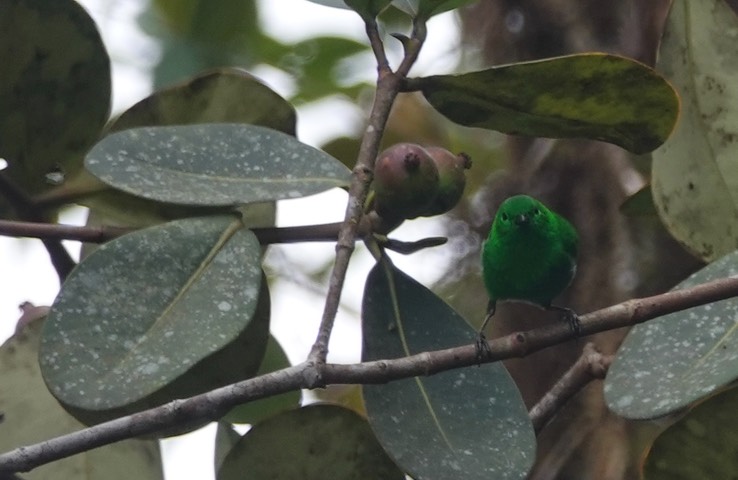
0,1,462,479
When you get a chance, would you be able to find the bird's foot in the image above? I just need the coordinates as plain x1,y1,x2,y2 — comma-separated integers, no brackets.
475,333,492,364
549,305,581,336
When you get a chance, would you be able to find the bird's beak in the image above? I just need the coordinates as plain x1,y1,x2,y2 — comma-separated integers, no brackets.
514,214,529,226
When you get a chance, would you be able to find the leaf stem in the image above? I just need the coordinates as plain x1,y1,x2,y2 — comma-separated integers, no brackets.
2,275,737,474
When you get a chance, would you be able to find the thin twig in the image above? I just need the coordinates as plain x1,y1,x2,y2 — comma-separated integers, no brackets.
2,275,737,474
0,173,75,280
305,18,427,374
0,217,420,248
529,343,612,433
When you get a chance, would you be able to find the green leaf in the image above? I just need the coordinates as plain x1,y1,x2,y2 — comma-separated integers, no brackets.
620,185,658,217
651,0,738,262
604,249,738,419
39,215,270,425
279,37,370,103
306,0,392,18
57,70,290,225
147,0,262,87
344,0,393,19
0,321,163,480
84,123,351,207
214,421,242,473
223,335,300,424
108,68,296,136
415,53,679,154
642,386,738,480
304,0,352,10
217,405,404,480
393,0,476,18
362,260,535,480
0,0,110,202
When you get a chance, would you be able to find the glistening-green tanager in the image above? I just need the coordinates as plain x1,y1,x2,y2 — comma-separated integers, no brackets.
479,194,579,343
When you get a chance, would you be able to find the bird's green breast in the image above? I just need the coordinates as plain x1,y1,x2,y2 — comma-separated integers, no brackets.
482,210,577,307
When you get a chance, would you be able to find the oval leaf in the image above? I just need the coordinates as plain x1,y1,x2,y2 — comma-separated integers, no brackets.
393,0,477,18
0,0,110,200
651,0,738,261
345,0,392,19
108,68,296,136
415,53,678,154
0,321,163,480
642,386,738,480
604,249,738,419
217,405,404,480
214,421,242,472
85,123,351,206
362,260,535,480
40,215,270,421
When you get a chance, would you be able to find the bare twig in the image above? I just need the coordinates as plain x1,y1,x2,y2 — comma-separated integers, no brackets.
0,173,75,280
2,275,737,474
306,18,427,374
529,343,612,433
0,217,439,250
0,219,131,243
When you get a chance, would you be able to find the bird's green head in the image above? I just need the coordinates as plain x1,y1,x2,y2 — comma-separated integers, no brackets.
490,194,551,237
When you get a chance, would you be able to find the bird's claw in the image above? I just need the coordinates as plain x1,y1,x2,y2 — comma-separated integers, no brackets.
475,333,492,364
562,308,580,336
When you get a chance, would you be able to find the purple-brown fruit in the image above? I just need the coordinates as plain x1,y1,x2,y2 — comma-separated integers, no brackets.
422,147,472,216
373,143,440,220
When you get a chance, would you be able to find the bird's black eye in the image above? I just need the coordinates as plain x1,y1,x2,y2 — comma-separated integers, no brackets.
501,212,509,221
533,208,541,215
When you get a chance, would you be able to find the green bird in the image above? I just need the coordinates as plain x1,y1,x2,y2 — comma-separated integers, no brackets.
478,194,579,352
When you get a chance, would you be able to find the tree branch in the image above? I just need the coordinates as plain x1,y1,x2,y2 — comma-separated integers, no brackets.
1,275,737,474
0,218,441,252
305,18,426,373
528,343,612,433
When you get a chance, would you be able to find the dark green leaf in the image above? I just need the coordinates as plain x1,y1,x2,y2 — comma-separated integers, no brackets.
306,0,393,18
147,0,262,87
416,53,679,154
393,0,476,18
362,260,535,480
214,421,242,472
217,405,404,480
108,68,296,136
85,124,351,206
223,335,300,424
620,185,658,216
0,321,163,480
58,70,289,225
304,0,352,10
642,387,738,480
344,0,393,19
278,37,370,103
604,250,738,419
39,215,270,425
0,0,110,202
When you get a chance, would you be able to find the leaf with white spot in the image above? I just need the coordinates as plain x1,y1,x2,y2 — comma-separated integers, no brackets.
642,386,738,479
605,249,738,419
217,405,404,480
85,123,351,207
0,321,163,480
39,215,270,427
362,260,535,480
